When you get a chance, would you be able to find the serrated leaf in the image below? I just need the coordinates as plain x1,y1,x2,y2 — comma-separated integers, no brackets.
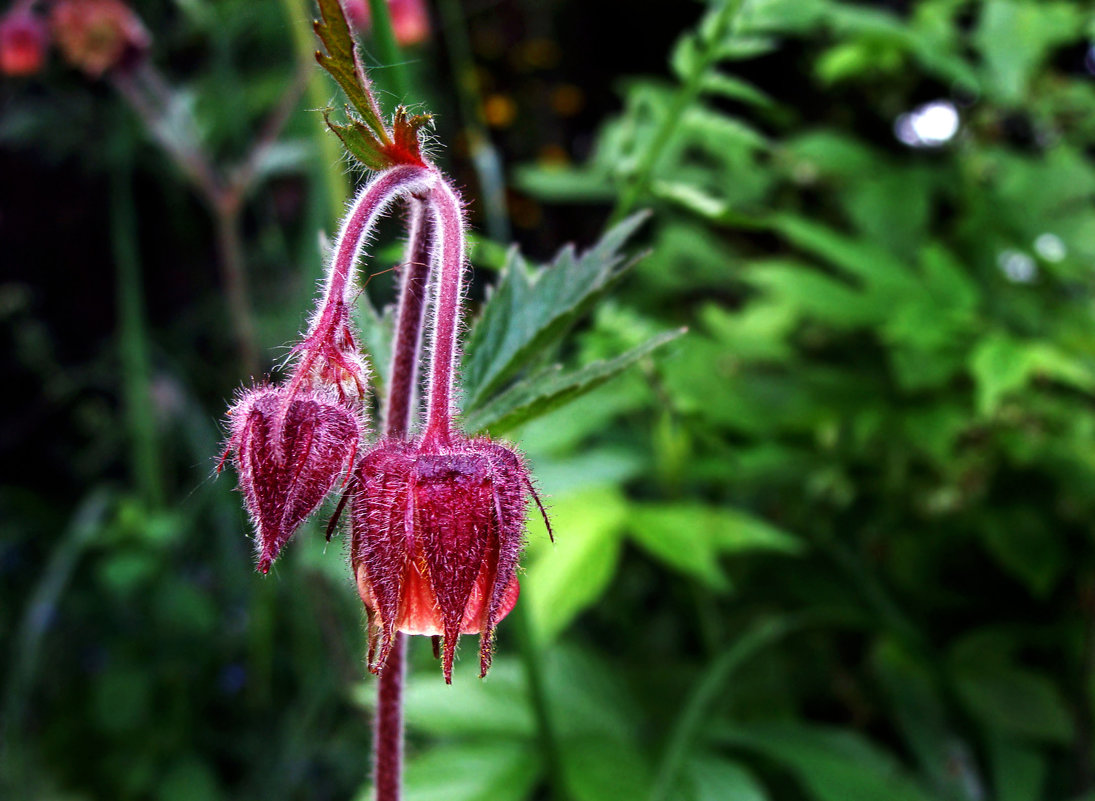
323,111,389,170
463,329,683,435
461,213,651,409
314,0,389,142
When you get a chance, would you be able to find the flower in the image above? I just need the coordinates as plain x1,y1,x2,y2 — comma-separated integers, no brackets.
352,435,544,682
343,0,430,47
50,0,149,77
222,385,362,574
0,9,47,76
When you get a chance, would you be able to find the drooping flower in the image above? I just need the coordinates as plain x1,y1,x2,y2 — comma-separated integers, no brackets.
352,435,545,683
50,0,149,77
0,9,48,76
222,385,362,573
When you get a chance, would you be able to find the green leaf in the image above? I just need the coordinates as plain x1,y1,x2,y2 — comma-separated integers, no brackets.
398,658,534,737
870,639,978,795
395,741,541,801
953,665,1072,743
561,734,652,801
714,723,937,801
523,487,628,643
974,0,1083,103
463,329,683,436
314,0,389,142
512,165,616,203
323,111,389,171
628,502,801,589
970,334,1095,415
699,72,776,108
681,756,769,801
986,737,1046,801
977,506,1065,597
462,213,651,410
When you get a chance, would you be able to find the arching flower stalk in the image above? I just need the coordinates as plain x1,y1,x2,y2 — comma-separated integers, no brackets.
220,2,551,799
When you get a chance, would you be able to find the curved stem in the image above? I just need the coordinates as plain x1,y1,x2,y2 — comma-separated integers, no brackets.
422,178,467,443
318,165,432,324
285,165,433,402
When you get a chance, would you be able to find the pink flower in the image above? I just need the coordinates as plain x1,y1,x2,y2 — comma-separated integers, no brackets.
352,436,540,683
343,0,430,47
0,9,47,76
50,0,149,77
223,386,362,574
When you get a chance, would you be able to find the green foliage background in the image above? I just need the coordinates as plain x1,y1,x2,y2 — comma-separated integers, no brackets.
3,1,1095,800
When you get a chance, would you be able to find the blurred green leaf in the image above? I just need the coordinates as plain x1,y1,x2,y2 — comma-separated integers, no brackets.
628,502,802,589
396,742,541,801
715,723,937,801
524,487,628,642
974,0,1083,102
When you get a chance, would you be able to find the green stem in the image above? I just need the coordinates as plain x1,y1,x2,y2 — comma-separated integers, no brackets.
436,0,511,243
281,0,351,226
111,168,165,508
611,0,746,222
648,616,798,801
367,0,410,102
512,601,567,801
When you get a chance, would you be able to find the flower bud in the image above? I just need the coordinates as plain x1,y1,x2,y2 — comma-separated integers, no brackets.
50,0,149,78
223,386,362,573
0,10,48,77
352,436,540,682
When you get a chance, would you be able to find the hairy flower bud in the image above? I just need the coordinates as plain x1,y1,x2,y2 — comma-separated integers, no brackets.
351,436,544,682
0,10,48,76
50,0,149,77
223,386,362,573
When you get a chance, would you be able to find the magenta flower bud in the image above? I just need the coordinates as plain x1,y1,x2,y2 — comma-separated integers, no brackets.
351,435,542,683
222,385,362,574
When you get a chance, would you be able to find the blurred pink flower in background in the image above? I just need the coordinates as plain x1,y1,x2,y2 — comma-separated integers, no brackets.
50,0,149,77
343,0,430,46
0,8,47,76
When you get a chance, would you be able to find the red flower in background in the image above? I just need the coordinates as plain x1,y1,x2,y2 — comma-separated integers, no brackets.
343,0,429,47
50,0,149,77
0,9,47,76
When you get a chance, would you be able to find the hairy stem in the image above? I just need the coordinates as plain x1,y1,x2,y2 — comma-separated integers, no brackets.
422,178,467,443
317,166,431,326
374,634,406,801
385,198,433,438
369,195,436,801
